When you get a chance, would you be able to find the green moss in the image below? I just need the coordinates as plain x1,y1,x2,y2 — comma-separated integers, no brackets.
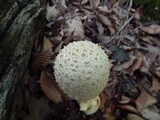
133,0,160,20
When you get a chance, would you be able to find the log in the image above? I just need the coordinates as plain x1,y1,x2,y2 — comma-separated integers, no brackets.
0,0,46,119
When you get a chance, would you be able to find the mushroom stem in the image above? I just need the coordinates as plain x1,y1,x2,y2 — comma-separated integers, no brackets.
79,96,101,115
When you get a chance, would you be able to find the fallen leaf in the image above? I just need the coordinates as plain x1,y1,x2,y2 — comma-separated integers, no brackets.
119,96,130,104
105,78,118,99
123,35,135,42
61,0,67,8
144,43,160,63
117,105,140,115
112,2,125,20
89,0,100,9
54,29,64,41
126,113,143,120
109,45,129,62
30,52,55,70
140,56,151,74
28,75,40,94
131,56,143,71
54,41,64,53
100,92,109,112
142,108,160,120
66,16,85,40
116,76,140,99
123,55,143,75
23,96,51,120
96,21,104,34
73,0,88,5
133,6,143,20
138,36,154,45
105,100,116,114
46,3,67,22
152,77,160,93
50,38,62,52
113,55,136,71
108,26,116,35
141,24,160,34
40,70,68,105
97,13,112,27
63,31,74,46
136,86,157,112
42,37,53,52
98,5,112,13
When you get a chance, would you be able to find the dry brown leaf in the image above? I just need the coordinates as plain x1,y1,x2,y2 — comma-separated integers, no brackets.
140,56,151,74
61,0,67,8
105,78,118,99
97,13,112,27
30,52,55,70
28,75,40,94
96,21,104,34
42,37,53,52
142,108,160,120
54,29,64,41
108,27,116,35
21,96,51,120
66,16,85,40
138,36,155,45
46,3,67,22
117,105,140,115
100,92,109,112
123,35,135,42
152,77,160,93
50,38,61,52
112,2,125,20
46,4,58,22
136,86,157,112
126,113,144,120
132,56,143,71
133,6,143,20
63,31,74,46
141,24,160,34
113,55,136,71
105,101,116,114
40,70,68,105
119,96,130,104
155,67,160,78
145,44,160,62
98,5,112,13
89,0,100,9
113,54,142,75
73,0,88,5
54,41,64,53
103,114,117,120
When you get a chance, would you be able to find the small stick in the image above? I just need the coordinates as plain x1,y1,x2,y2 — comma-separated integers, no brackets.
107,15,134,43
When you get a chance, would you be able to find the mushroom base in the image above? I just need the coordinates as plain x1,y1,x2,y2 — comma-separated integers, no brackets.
79,96,101,115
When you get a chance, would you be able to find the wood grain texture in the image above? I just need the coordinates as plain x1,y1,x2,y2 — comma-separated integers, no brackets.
0,0,46,119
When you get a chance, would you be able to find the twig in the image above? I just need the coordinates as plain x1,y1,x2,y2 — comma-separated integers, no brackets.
106,15,134,43
128,0,133,12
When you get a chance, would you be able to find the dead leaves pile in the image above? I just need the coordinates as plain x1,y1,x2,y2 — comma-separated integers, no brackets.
18,0,160,120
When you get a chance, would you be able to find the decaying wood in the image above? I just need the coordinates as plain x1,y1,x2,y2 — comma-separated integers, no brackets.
0,2,19,35
0,0,46,120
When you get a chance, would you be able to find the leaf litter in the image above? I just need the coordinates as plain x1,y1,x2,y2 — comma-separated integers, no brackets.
17,0,160,119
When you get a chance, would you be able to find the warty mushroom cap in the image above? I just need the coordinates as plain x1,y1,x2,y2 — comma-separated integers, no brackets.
54,40,111,102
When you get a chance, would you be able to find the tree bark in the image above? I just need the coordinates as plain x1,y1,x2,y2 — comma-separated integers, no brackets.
0,0,46,120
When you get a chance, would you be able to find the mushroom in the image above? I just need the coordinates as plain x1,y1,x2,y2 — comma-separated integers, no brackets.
54,41,111,114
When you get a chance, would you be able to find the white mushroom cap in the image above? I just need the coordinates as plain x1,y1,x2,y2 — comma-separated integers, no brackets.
54,41,111,102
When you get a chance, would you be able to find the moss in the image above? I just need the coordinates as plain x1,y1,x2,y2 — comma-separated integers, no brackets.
133,0,160,20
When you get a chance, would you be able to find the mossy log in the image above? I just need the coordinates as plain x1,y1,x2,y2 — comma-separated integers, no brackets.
0,0,46,120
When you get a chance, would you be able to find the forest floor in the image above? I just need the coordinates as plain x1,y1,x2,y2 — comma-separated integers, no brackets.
17,0,160,120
